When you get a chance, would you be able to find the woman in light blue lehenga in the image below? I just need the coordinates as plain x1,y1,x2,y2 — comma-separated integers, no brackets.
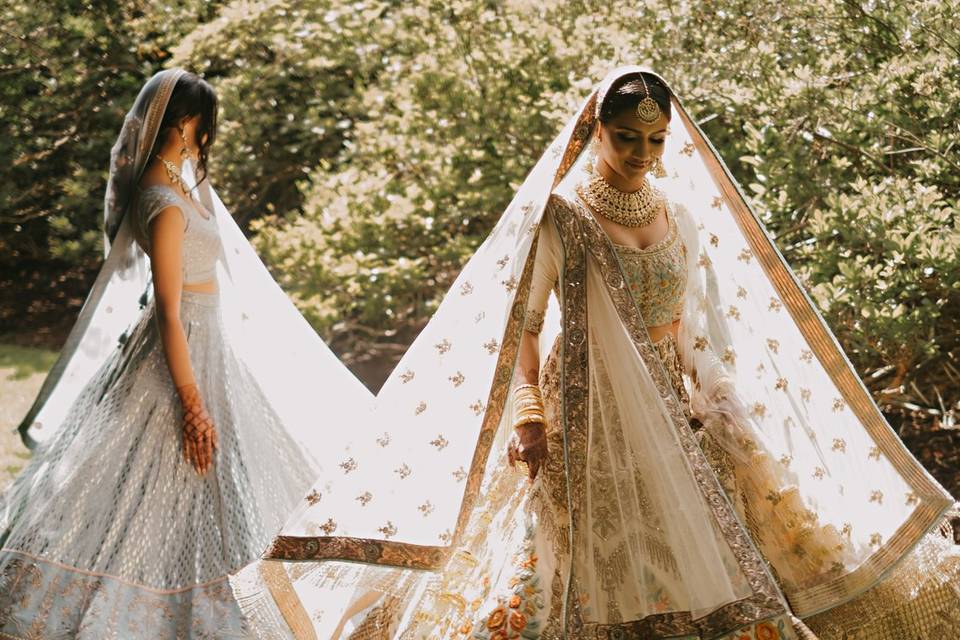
0,69,368,638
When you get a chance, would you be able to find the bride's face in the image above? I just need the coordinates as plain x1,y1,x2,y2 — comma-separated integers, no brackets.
596,109,669,183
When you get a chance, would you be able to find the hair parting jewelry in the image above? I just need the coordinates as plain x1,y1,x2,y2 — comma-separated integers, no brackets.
636,74,662,124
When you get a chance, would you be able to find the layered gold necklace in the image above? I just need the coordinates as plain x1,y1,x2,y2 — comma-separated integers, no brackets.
576,172,665,228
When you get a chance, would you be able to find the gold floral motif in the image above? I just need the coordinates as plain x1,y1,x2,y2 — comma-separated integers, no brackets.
693,336,708,351
868,446,881,460
800,349,814,362
750,402,767,419
400,369,415,383
710,233,719,246
474,311,485,323
722,346,737,364
501,276,518,293
870,533,883,547
469,400,485,416
698,250,712,268
483,339,500,355
869,490,884,505
356,492,373,506
905,492,919,505
727,305,741,320
339,457,357,473
435,339,452,355
737,286,748,298
319,518,337,535
305,489,322,506
449,371,466,387
767,338,780,353
800,388,812,402
775,377,788,391
377,433,391,447
378,521,398,539
452,467,467,482
712,195,724,208
841,523,853,537
415,401,427,415
419,501,435,517
496,255,510,270
832,397,846,412
831,438,847,453
460,281,474,295
439,529,453,544
768,297,783,312
779,454,793,467
737,248,753,263
431,434,449,450
681,141,695,156
395,463,412,479
813,466,826,480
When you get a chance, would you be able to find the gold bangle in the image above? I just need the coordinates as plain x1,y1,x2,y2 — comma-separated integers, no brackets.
513,414,545,428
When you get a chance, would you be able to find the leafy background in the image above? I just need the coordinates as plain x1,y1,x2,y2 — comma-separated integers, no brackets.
1,0,957,492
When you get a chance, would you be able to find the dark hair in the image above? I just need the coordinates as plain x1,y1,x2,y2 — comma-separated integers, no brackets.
148,72,218,185
598,72,671,124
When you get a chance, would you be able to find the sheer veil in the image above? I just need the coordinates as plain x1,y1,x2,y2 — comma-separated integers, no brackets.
16,68,371,476
233,66,954,635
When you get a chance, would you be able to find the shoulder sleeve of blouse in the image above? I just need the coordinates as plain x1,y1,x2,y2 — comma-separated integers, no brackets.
140,188,189,231
524,194,565,334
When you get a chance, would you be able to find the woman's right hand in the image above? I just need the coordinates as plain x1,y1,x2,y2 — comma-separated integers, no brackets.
177,383,219,476
508,421,549,481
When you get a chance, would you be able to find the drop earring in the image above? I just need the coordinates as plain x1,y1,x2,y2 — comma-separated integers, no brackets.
585,137,599,175
652,156,667,179
178,126,190,159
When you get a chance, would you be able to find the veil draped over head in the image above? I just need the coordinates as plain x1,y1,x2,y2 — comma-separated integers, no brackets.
233,66,954,636
17,68,370,478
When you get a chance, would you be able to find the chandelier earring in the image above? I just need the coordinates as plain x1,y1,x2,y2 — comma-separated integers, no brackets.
652,156,667,179
178,125,190,159
585,136,600,176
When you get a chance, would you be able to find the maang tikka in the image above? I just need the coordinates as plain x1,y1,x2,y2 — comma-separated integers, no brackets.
636,74,662,124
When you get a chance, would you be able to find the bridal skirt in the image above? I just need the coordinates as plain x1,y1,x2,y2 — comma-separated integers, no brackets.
0,290,313,639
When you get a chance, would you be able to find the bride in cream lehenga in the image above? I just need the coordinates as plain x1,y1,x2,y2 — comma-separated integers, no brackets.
231,67,960,640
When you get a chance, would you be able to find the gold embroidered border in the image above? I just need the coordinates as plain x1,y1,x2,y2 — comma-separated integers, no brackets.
551,195,590,635
258,561,319,640
569,198,787,629
264,205,541,571
676,99,953,616
264,536,446,569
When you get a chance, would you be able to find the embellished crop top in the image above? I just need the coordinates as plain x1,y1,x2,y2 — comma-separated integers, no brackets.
525,194,688,333
137,185,222,285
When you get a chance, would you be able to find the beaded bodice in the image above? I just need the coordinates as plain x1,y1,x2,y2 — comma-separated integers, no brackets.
138,185,221,284
612,203,688,327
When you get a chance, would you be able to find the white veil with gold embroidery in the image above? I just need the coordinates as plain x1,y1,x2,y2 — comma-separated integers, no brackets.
232,67,954,637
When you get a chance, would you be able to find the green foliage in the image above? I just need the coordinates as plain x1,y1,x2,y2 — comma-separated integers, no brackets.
0,0,223,264
4,0,957,423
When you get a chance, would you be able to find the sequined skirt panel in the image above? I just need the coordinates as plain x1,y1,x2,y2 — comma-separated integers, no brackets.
0,291,314,639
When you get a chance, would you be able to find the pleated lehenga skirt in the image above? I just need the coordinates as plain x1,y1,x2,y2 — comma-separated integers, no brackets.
0,290,314,639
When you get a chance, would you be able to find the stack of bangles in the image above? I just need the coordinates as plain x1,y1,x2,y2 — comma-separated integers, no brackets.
513,383,545,430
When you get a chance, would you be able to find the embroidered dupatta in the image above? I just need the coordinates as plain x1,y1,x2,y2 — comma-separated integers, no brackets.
233,67,954,638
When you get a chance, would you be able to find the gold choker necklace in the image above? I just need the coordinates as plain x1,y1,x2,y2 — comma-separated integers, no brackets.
576,173,664,227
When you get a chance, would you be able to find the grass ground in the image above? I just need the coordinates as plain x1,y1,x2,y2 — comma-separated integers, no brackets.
0,344,55,491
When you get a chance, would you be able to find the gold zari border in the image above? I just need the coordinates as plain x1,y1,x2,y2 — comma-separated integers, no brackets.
677,99,952,616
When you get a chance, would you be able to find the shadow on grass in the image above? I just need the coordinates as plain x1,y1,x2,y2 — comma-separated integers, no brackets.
0,344,58,380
